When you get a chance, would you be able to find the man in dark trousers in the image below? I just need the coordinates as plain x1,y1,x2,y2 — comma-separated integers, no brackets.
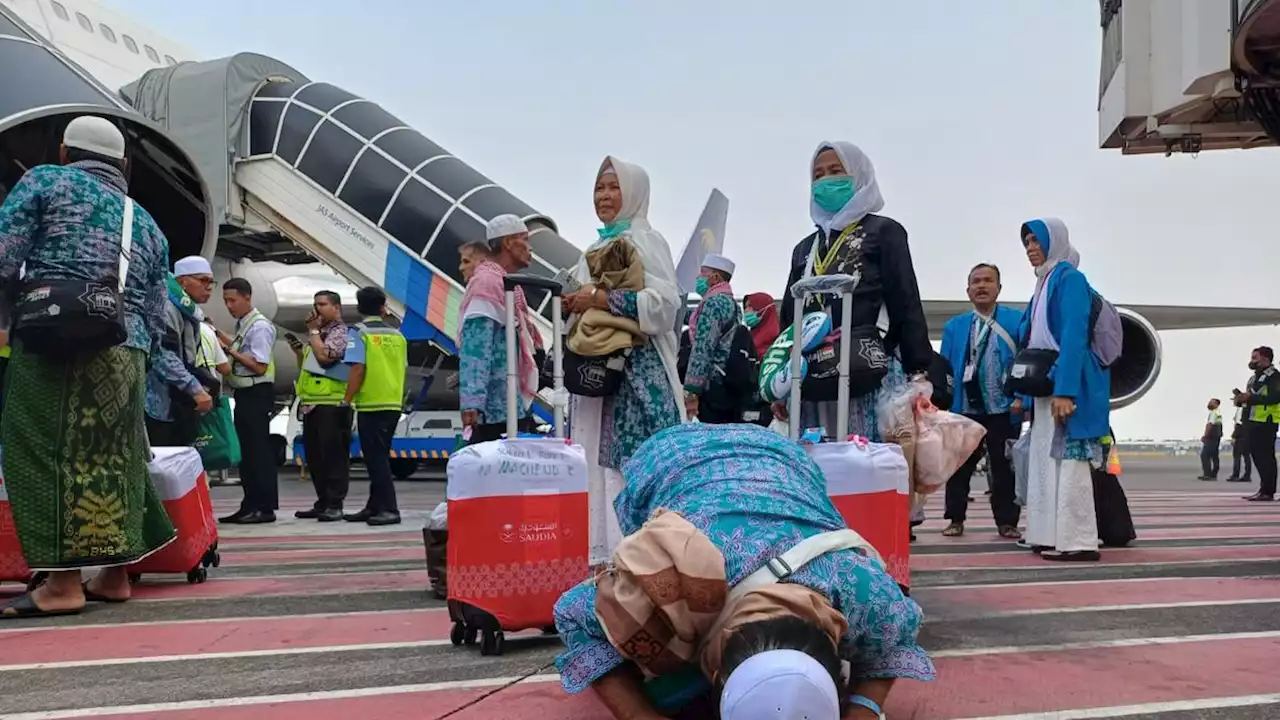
1227,401,1253,483
342,287,408,526
292,291,353,521
938,264,1025,539
1238,346,1280,502
216,278,278,524
1198,398,1224,480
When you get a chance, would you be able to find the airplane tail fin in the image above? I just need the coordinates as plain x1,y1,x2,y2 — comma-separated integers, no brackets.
673,189,729,330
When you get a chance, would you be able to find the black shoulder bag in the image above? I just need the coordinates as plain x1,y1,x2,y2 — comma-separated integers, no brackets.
13,198,134,361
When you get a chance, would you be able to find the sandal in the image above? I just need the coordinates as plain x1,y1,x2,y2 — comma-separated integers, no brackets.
998,525,1023,540
1041,549,1100,562
82,582,128,604
941,522,964,537
0,593,84,620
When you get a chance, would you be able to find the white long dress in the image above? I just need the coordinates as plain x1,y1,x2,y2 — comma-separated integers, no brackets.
1024,397,1098,552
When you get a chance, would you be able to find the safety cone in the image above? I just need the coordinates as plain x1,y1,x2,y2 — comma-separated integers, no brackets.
1107,445,1122,476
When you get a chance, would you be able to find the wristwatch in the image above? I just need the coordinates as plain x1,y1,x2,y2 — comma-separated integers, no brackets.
310,329,321,336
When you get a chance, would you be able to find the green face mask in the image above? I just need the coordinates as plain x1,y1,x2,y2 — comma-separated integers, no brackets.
811,176,856,213
694,276,710,295
596,218,632,242
743,311,760,328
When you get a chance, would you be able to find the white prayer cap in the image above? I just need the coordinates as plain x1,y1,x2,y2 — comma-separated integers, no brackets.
63,116,126,160
701,253,736,276
173,255,213,277
720,650,841,720
485,214,528,241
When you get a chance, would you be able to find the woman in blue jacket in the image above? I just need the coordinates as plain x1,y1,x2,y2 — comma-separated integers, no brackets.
1012,218,1109,562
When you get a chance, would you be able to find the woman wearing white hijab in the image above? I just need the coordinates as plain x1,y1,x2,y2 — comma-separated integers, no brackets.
564,156,685,567
775,141,933,439
1012,217,1110,562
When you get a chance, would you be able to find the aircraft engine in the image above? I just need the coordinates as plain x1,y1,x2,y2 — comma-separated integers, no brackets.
1109,307,1163,410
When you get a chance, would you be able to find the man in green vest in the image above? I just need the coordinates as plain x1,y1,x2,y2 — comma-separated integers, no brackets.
342,286,408,526
1238,345,1280,502
216,278,278,524
293,290,353,522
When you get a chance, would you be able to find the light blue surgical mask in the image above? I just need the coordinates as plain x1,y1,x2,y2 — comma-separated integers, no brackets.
596,218,632,242
811,177,856,214
694,275,710,295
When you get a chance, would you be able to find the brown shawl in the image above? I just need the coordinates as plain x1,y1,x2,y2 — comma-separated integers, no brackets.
594,510,847,681
568,239,645,357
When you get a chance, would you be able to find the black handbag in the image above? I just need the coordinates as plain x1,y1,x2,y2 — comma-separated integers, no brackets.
1003,348,1059,398
13,198,135,360
801,325,891,401
562,348,628,397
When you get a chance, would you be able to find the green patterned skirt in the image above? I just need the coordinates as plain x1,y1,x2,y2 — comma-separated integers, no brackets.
2,343,175,571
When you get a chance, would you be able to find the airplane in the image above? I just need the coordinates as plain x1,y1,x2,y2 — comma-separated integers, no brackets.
1,0,1277,436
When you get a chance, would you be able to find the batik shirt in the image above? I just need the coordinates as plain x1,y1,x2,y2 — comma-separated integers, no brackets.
683,293,738,394
592,289,681,469
459,315,527,425
0,162,184,384
553,423,935,694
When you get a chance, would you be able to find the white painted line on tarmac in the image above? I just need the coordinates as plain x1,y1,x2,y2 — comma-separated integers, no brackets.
931,629,1280,658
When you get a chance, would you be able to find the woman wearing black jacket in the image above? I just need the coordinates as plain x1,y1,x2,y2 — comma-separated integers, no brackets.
773,141,933,441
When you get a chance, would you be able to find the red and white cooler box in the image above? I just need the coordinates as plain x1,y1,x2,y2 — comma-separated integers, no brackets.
0,446,214,583
128,447,217,576
807,439,911,588
446,438,590,630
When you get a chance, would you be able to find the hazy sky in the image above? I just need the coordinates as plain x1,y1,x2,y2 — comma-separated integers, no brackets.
113,0,1280,440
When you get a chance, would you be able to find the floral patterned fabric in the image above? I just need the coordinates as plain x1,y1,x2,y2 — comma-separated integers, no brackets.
683,293,738,394
798,354,908,441
594,289,682,470
553,422,935,694
458,315,527,425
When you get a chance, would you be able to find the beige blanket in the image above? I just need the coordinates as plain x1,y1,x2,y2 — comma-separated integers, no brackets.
568,240,645,357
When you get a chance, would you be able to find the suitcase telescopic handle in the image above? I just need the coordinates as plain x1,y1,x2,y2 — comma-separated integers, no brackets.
787,273,859,442
503,274,564,296
503,274,566,439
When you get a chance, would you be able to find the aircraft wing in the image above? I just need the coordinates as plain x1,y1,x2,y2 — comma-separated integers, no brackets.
921,301,1279,340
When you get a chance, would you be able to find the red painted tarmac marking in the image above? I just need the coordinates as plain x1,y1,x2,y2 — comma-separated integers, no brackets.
911,524,1280,545
218,546,423,565
912,542,1280,571
913,576,1280,613
34,570,433,601
0,609,455,665
96,635,1280,719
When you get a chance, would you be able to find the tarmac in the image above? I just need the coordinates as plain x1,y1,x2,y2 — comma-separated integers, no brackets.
1,455,1279,719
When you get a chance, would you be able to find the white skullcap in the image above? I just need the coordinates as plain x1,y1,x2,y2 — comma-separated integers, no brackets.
720,650,841,720
63,116,126,160
485,214,528,241
173,256,212,277
702,253,735,276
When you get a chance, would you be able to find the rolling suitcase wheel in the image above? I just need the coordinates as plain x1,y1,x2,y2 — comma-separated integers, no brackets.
479,629,506,657
449,622,466,647
128,573,141,585
186,567,207,584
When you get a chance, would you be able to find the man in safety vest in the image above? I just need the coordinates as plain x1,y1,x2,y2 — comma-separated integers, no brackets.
1238,346,1280,502
293,290,353,522
216,278,278,524
342,286,408,526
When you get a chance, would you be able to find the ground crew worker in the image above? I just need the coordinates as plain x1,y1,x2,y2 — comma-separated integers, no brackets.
1228,402,1253,483
1239,346,1280,502
216,278,278,525
1199,398,1224,481
342,286,407,526
293,291,353,522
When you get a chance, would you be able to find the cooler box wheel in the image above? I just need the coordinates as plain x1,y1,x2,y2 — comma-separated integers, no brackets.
128,573,141,585
186,567,207,584
479,629,505,657
450,622,465,647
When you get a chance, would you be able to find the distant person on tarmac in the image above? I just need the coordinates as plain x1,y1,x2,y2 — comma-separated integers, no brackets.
293,290,352,522
342,286,408,526
1228,401,1253,483
458,215,542,444
938,263,1024,540
216,277,278,525
1237,346,1280,502
1199,398,1224,480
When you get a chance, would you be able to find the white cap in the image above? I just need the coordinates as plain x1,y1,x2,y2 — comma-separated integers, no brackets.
720,650,841,720
702,253,735,276
173,255,212,277
63,116,126,160
485,214,528,242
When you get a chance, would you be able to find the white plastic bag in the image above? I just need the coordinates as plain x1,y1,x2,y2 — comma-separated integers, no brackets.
912,396,986,493
1010,431,1031,506
427,501,448,531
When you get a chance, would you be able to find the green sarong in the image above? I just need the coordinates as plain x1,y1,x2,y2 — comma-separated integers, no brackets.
1,343,175,571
